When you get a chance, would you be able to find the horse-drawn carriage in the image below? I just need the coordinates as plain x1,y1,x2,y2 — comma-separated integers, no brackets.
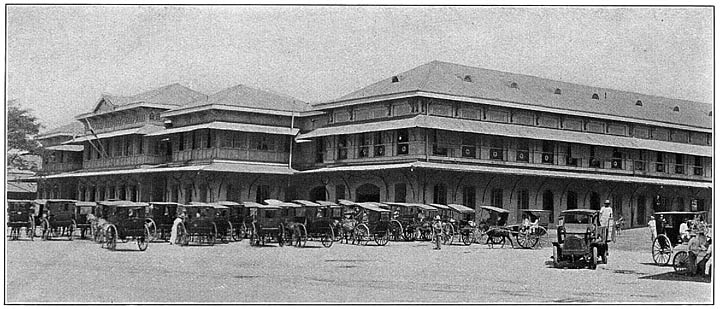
145,202,181,241
176,203,218,246
382,202,437,241
211,203,233,243
551,209,609,269
34,199,76,241
245,201,285,247
218,201,246,241
508,209,551,249
339,200,391,246
651,211,708,266
7,200,35,240
477,205,512,248
98,200,151,251
441,204,478,246
285,200,337,248
74,201,97,239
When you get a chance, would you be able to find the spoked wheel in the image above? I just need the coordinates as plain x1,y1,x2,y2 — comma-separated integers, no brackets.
516,229,530,249
321,225,334,248
137,225,150,251
389,220,403,241
179,223,189,246
589,247,598,269
374,229,390,246
354,224,370,246
105,225,118,251
145,219,158,242
208,223,218,246
652,234,672,265
673,251,689,274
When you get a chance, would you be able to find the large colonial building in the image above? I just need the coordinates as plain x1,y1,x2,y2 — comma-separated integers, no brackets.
33,61,713,227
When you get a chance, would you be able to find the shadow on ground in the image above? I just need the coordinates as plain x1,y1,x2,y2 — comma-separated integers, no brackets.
639,271,712,283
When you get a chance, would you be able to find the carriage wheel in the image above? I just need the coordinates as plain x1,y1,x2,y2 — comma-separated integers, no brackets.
137,225,150,251
374,229,390,246
516,229,531,249
673,251,689,274
179,223,189,246
321,224,334,248
278,224,285,247
355,224,370,246
298,224,308,247
389,220,403,241
105,225,118,251
652,235,672,265
589,247,598,269
208,223,218,246
145,219,158,242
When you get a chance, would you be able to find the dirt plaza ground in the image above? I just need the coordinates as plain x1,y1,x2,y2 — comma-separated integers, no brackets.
5,228,712,304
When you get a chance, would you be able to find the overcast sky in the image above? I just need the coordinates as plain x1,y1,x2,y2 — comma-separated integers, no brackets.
6,6,713,131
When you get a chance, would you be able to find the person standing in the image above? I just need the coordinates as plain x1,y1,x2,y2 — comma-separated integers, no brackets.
647,216,657,243
599,200,613,242
432,216,443,250
687,230,706,276
169,213,184,245
705,238,713,276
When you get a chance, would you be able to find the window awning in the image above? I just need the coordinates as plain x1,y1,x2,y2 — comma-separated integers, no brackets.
145,121,299,137
296,115,712,157
44,145,84,152
35,160,295,179
63,125,164,144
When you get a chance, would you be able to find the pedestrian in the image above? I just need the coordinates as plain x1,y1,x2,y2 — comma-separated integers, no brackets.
687,230,705,276
704,238,713,276
599,200,613,241
169,213,184,245
679,220,690,243
432,215,443,250
647,216,657,243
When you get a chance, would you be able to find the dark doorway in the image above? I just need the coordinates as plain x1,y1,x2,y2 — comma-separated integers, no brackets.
590,192,601,210
309,186,328,201
356,183,380,202
543,190,554,222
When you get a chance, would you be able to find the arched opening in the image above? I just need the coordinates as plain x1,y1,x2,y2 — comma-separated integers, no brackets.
309,186,328,201
543,190,554,222
636,195,646,226
590,192,601,210
356,183,380,202
567,191,577,210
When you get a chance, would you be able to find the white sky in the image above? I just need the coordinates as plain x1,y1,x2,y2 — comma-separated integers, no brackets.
5,6,714,131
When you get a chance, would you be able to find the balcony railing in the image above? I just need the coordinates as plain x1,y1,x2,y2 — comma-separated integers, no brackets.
83,154,167,169
173,147,289,163
42,162,83,173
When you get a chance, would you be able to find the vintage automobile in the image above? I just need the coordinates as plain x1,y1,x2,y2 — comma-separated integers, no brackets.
34,199,76,241
176,203,218,246
245,201,285,247
508,209,551,249
651,211,708,266
146,202,181,241
98,200,151,251
7,200,35,241
477,205,513,248
339,200,391,246
74,201,97,239
551,209,609,269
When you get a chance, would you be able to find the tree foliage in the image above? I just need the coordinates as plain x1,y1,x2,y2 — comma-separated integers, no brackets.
7,100,42,170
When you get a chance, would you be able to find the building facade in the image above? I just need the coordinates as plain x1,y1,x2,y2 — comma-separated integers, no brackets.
34,61,713,227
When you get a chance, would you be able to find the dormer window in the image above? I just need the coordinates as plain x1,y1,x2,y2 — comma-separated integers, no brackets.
673,106,680,112
510,82,519,89
554,88,562,95
391,76,399,83
592,93,600,100
636,100,643,106
463,75,473,82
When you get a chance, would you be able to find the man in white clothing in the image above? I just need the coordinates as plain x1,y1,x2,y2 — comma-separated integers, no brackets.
598,200,613,242
169,213,184,245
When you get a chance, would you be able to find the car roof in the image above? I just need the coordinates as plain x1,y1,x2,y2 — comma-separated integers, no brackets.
478,205,510,214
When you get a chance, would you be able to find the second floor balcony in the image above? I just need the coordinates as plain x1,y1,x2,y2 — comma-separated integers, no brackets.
83,154,167,170
172,147,290,163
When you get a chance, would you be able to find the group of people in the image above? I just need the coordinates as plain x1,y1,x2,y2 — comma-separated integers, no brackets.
647,213,712,276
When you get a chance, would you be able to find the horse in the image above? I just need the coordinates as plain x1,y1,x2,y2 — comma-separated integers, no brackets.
337,217,358,244
87,214,110,244
479,224,514,248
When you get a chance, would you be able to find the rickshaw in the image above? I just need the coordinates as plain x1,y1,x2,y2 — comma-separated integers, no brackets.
340,200,391,246
74,201,97,239
443,203,478,246
176,203,218,246
98,200,151,251
219,201,246,241
477,205,513,248
245,201,285,247
7,200,35,240
209,203,232,243
551,209,609,269
651,211,708,266
288,200,337,248
382,202,437,241
508,209,551,249
146,202,181,241
34,199,76,241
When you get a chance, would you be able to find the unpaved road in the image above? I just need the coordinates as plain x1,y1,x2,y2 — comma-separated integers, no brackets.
5,228,712,303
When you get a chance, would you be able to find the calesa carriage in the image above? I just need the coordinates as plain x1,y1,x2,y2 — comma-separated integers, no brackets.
99,201,151,251
508,209,551,249
246,202,285,247
34,199,76,241
650,211,708,267
218,201,246,241
442,204,478,246
477,206,513,248
74,201,97,239
176,203,218,246
7,200,35,240
382,202,437,241
146,202,181,241
551,209,609,269
340,200,391,246
284,200,337,248
211,203,233,243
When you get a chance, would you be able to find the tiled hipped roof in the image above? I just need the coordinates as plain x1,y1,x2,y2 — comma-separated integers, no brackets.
186,84,311,113
36,121,85,139
331,61,712,129
98,83,207,109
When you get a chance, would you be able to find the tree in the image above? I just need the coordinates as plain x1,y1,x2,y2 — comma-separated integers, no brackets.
7,100,42,170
